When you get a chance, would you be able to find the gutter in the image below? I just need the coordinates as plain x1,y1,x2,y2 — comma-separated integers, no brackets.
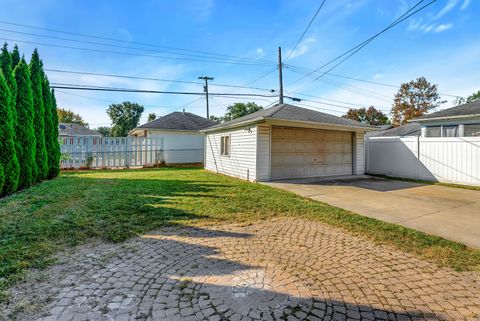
200,117,266,133
409,113,480,122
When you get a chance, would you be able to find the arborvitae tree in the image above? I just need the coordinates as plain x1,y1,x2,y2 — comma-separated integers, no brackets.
0,164,4,193
13,59,36,188
11,45,20,68
29,49,48,181
42,75,58,178
0,44,20,194
49,89,60,177
0,71,20,195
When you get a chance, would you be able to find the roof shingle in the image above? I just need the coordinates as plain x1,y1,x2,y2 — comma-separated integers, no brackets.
205,104,373,131
414,100,480,121
136,112,216,131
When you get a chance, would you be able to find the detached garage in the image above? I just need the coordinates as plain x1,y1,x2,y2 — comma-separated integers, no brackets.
203,104,375,181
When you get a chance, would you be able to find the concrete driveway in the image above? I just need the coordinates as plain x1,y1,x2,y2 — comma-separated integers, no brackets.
264,176,480,248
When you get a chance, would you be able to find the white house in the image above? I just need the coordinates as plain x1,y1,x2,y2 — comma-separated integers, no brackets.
413,100,480,137
202,104,375,182
58,123,102,138
129,111,216,164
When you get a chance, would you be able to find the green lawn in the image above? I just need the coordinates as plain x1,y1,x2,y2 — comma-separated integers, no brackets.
1,168,479,299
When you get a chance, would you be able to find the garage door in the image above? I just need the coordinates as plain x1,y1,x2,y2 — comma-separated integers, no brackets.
271,126,353,180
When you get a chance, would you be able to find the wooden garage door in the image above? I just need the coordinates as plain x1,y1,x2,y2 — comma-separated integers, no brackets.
271,126,353,180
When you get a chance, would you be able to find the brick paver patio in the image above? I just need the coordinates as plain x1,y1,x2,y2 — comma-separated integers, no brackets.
25,218,480,321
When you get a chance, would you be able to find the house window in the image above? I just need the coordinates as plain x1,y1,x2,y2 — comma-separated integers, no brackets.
443,125,459,137
221,136,230,155
426,126,441,137
464,124,480,137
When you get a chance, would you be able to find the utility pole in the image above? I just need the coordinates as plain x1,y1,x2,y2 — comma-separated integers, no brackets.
198,76,214,119
278,47,284,105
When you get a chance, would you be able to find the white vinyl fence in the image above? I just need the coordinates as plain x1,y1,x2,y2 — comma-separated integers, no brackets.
366,136,480,186
60,136,163,169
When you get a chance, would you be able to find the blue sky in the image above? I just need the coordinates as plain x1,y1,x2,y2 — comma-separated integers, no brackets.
1,0,478,127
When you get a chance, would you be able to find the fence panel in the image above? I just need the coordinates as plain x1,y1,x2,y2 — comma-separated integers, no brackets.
60,136,163,169
366,136,480,186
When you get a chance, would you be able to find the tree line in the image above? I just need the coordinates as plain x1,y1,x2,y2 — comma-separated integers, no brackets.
342,77,480,126
0,43,60,196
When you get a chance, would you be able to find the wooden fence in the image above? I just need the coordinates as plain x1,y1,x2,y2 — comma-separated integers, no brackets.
60,136,163,169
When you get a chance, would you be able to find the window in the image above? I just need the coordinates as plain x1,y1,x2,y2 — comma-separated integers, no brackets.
426,126,441,137
464,124,480,137
443,125,459,137
221,135,230,155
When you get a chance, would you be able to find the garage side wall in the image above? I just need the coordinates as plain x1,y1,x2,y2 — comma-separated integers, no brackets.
256,124,271,181
204,125,258,181
355,132,365,175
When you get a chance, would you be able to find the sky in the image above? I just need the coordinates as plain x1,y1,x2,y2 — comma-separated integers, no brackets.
1,0,478,128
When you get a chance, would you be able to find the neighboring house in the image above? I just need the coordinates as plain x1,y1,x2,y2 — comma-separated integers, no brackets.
367,122,421,137
129,111,216,164
58,123,102,138
412,100,480,137
202,104,375,182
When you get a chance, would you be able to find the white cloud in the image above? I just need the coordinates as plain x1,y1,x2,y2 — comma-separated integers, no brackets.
117,28,133,42
287,38,316,60
460,0,471,10
255,48,265,59
434,0,459,19
373,73,383,80
434,24,453,33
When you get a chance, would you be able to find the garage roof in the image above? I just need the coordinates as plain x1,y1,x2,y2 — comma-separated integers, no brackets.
135,111,217,131
203,104,375,132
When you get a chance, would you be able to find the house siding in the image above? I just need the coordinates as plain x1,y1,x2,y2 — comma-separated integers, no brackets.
145,130,204,164
205,125,258,181
256,124,271,181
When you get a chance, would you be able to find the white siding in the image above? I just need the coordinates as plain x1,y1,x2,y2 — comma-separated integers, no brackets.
366,137,480,186
256,124,271,181
146,130,204,164
355,132,365,175
205,125,258,181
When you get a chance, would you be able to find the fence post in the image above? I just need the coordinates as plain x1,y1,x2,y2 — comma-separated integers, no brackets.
416,136,420,180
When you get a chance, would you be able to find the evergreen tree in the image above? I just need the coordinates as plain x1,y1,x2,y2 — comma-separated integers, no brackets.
0,44,20,194
13,59,36,188
0,164,4,193
29,49,48,181
0,71,20,194
11,45,20,68
49,89,60,177
42,75,59,178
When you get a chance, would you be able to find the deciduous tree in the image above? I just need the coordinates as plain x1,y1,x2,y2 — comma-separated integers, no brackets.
454,90,480,105
214,102,263,123
343,106,390,126
107,101,144,137
13,59,36,188
147,113,156,122
57,108,89,127
29,49,48,181
96,126,111,137
391,77,445,125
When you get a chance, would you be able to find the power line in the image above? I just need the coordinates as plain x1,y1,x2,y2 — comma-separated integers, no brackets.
0,37,274,67
0,20,275,65
50,83,278,98
45,68,276,92
284,0,326,63
0,28,273,67
286,65,462,98
288,0,436,87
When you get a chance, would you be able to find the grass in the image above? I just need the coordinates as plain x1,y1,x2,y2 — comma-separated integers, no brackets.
1,168,479,299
